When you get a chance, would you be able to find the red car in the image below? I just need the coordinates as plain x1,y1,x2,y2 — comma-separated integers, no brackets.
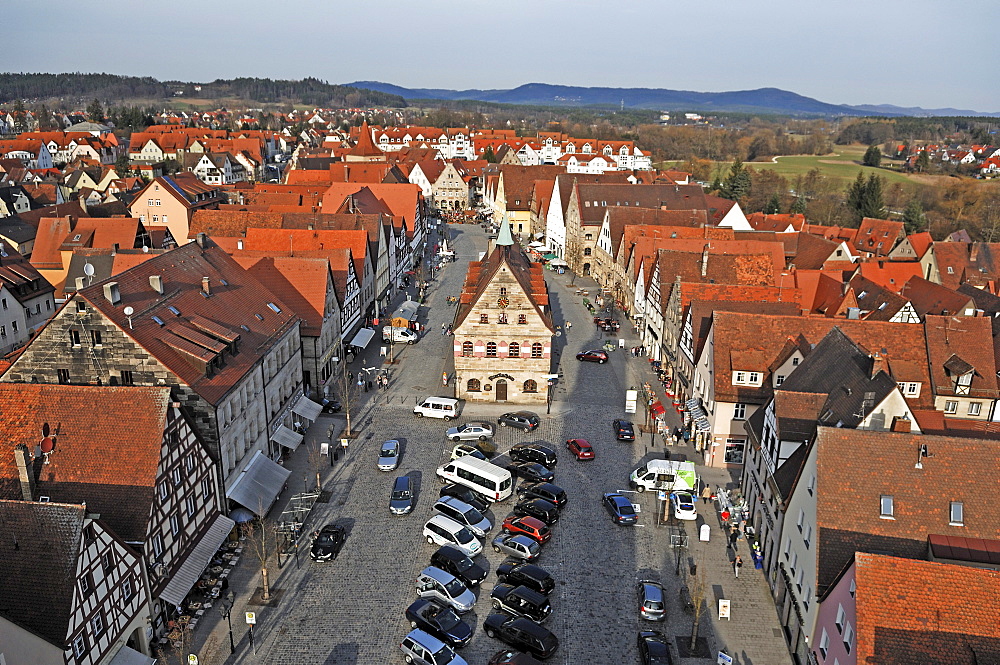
576,349,609,364
502,515,552,544
566,438,595,460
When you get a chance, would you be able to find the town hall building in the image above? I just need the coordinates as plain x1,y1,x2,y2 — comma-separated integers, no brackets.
452,217,555,404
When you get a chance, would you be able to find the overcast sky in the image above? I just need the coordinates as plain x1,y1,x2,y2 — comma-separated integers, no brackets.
7,0,999,112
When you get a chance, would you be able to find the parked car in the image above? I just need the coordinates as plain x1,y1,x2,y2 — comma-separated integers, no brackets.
511,499,559,526
433,496,492,537
416,567,476,614
603,492,638,525
490,584,552,623
495,562,555,596
400,628,469,665
509,443,557,469
576,349,608,363
501,515,551,544
637,630,674,665
515,482,567,509
378,440,401,471
565,438,594,460
498,411,540,431
309,524,346,561
612,419,635,441
405,598,474,648
671,491,698,521
439,484,489,513
424,514,483,557
488,650,543,665
321,399,342,413
447,422,495,442
431,545,487,588
451,444,487,461
506,462,554,484
637,581,666,621
390,475,415,515
492,533,541,561
482,614,559,660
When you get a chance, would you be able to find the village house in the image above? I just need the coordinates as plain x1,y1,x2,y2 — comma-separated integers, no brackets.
128,173,225,245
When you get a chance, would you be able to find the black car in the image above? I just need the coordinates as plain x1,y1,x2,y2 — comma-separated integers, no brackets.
638,630,674,665
483,614,559,660
498,411,541,432
509,443,557,469
495,562,556,596
575,349,608,363
431,545,488,588
404,598,473,648
506,462,555,484
490,584,552,623
516,482,567,509
439,483,489,513
321,399,342,413
309,524,346,561
612,418,635,441
390,475,415,515
488,650,543,665
511,499,559,526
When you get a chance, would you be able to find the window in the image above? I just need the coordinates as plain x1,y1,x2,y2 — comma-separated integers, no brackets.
523,379,537,393
159,481,168,500
497,313,508,324
795,568,804,590
733,403,746,420
69,329,81,346
479,313,488,324
849,579,856,597
950,501,964,525
531,342,543,358
72,635,87,658
944,400,958,414
11,321,17,332
518,314,527,325
467,378,481,392
790,551,798,573
792,356,800,366
101,551,113,573
186,496,195,518
81,573,92,596
169,514,179,535
968,402,982,416
724,438,745,464
90,330,101,346
151,534,163,558
796,508,805,532
804,524,812,548
880,495,894,518
486,342,497,357
120,370,134,386
461,341,474,357
0,326,5,338
775,374,785,386
843,622,854,654
201,478,210,499
583,247,592,256
57,368,70,384
171,467,181,486
819,629,830,658
807,474,816,495
947,266,954,274
90,613,105,637
75,300,85,313
783,537,791,559
122,577,134,601
748,372,760,383
499,287,507,295
508,342,520,357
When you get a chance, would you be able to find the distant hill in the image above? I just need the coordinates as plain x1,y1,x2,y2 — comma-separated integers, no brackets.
0,73,407,109
346,81,997,117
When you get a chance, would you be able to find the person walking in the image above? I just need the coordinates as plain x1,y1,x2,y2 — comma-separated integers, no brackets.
565,320,572,334
701,485,713,505
441,323,447,335
734,554,744,578
729,525,740,551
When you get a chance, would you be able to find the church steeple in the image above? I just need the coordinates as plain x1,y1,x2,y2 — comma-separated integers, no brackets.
496,212,514,247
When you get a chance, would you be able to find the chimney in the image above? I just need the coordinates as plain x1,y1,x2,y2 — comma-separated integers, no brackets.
14,444,35,501
103,281,120,305
236,238,244,250
701,244,710,278
970,243,980,263
202,277,211,296
890,416,912,433
75,277,85,290
149,274,164,295
196,232,208,248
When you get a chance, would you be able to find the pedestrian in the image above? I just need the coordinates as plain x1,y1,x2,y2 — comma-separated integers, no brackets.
446,325,452,335
367,380,373,392
734,554,743,578
357,378,363,391
729,526,739,551
348,371,354,383
566,321,572,334
701,485,713,505
441,323,446,335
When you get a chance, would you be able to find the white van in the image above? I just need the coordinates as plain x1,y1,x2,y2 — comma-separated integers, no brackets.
423,513,483,557
414,396,460,420
630,459,698,493
382,326,419,344
436,456,513,502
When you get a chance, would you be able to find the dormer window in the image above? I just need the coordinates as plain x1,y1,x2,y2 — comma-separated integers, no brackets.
733,371,761,386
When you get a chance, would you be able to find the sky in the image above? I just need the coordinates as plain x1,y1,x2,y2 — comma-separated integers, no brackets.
7,0,999,113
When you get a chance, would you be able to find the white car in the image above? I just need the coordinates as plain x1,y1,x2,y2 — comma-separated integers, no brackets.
446,422,494,442
424,514,483,557
377,440,400,471
671,491,698,520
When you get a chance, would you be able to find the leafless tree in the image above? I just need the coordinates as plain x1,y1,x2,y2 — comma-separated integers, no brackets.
306,440,323,492
243,502,276,601
688,564,708,651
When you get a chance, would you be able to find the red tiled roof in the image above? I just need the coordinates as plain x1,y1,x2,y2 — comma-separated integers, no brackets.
857,260,924,294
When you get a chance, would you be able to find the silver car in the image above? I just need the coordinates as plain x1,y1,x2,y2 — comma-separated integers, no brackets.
446,422,495,442
638,580,666,621
378,440,400,471
433,496,492,537
491,533,541,561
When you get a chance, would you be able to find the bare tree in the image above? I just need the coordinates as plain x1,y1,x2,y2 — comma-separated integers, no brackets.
159,623,192,665
243,502,277,601
335,357,361,437
688,565,709,651
306,440,323,491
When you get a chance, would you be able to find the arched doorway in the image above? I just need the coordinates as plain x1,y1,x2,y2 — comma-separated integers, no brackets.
583,263,591,275
495,379,508,401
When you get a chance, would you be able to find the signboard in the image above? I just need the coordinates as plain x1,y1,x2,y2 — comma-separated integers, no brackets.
541,374,559,380
341,438,349,449
245,611,256,625
380,346,387,357
657,491,668,502
717,651,734,664
700,523,711,542
625,389,638,414
718,599,731,621
188,656,199,665
320,442,329,456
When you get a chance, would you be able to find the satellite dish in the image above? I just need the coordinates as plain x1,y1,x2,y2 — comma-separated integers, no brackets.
124,306,134,316
83,263,95,277
142,245,150,253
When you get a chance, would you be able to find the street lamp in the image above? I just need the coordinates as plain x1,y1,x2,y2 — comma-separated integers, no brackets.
217,591,236,654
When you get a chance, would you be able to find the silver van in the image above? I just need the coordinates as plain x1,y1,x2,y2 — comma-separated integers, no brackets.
415,566,476,613
433,496,492,537
399,628,468,665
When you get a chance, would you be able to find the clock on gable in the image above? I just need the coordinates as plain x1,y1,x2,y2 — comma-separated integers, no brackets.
497,296,509,308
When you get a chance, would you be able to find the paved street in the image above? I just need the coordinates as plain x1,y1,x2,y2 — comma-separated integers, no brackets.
189,222,791,665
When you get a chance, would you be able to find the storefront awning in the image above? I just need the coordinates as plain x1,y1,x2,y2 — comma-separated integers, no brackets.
541,253,558,260
272,424,304,450
226,450,291,517
108,646,156,665
291,395,322,421
158,513,236,606
685,398,701,410
349,327,375,349
694,417,711,432
650,400,666,417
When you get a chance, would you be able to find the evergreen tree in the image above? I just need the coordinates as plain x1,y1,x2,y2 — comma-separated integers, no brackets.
903,199,926,234
721,158,751,202
862,145,882,167
114,154,132,178
790,196,807,215
484,146,497,163
764,193,781,214
846,171,866,219
915,151,930,172
86,98,104,123
860,173,886,220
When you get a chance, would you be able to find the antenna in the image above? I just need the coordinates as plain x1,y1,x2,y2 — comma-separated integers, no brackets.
123,306,134,329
